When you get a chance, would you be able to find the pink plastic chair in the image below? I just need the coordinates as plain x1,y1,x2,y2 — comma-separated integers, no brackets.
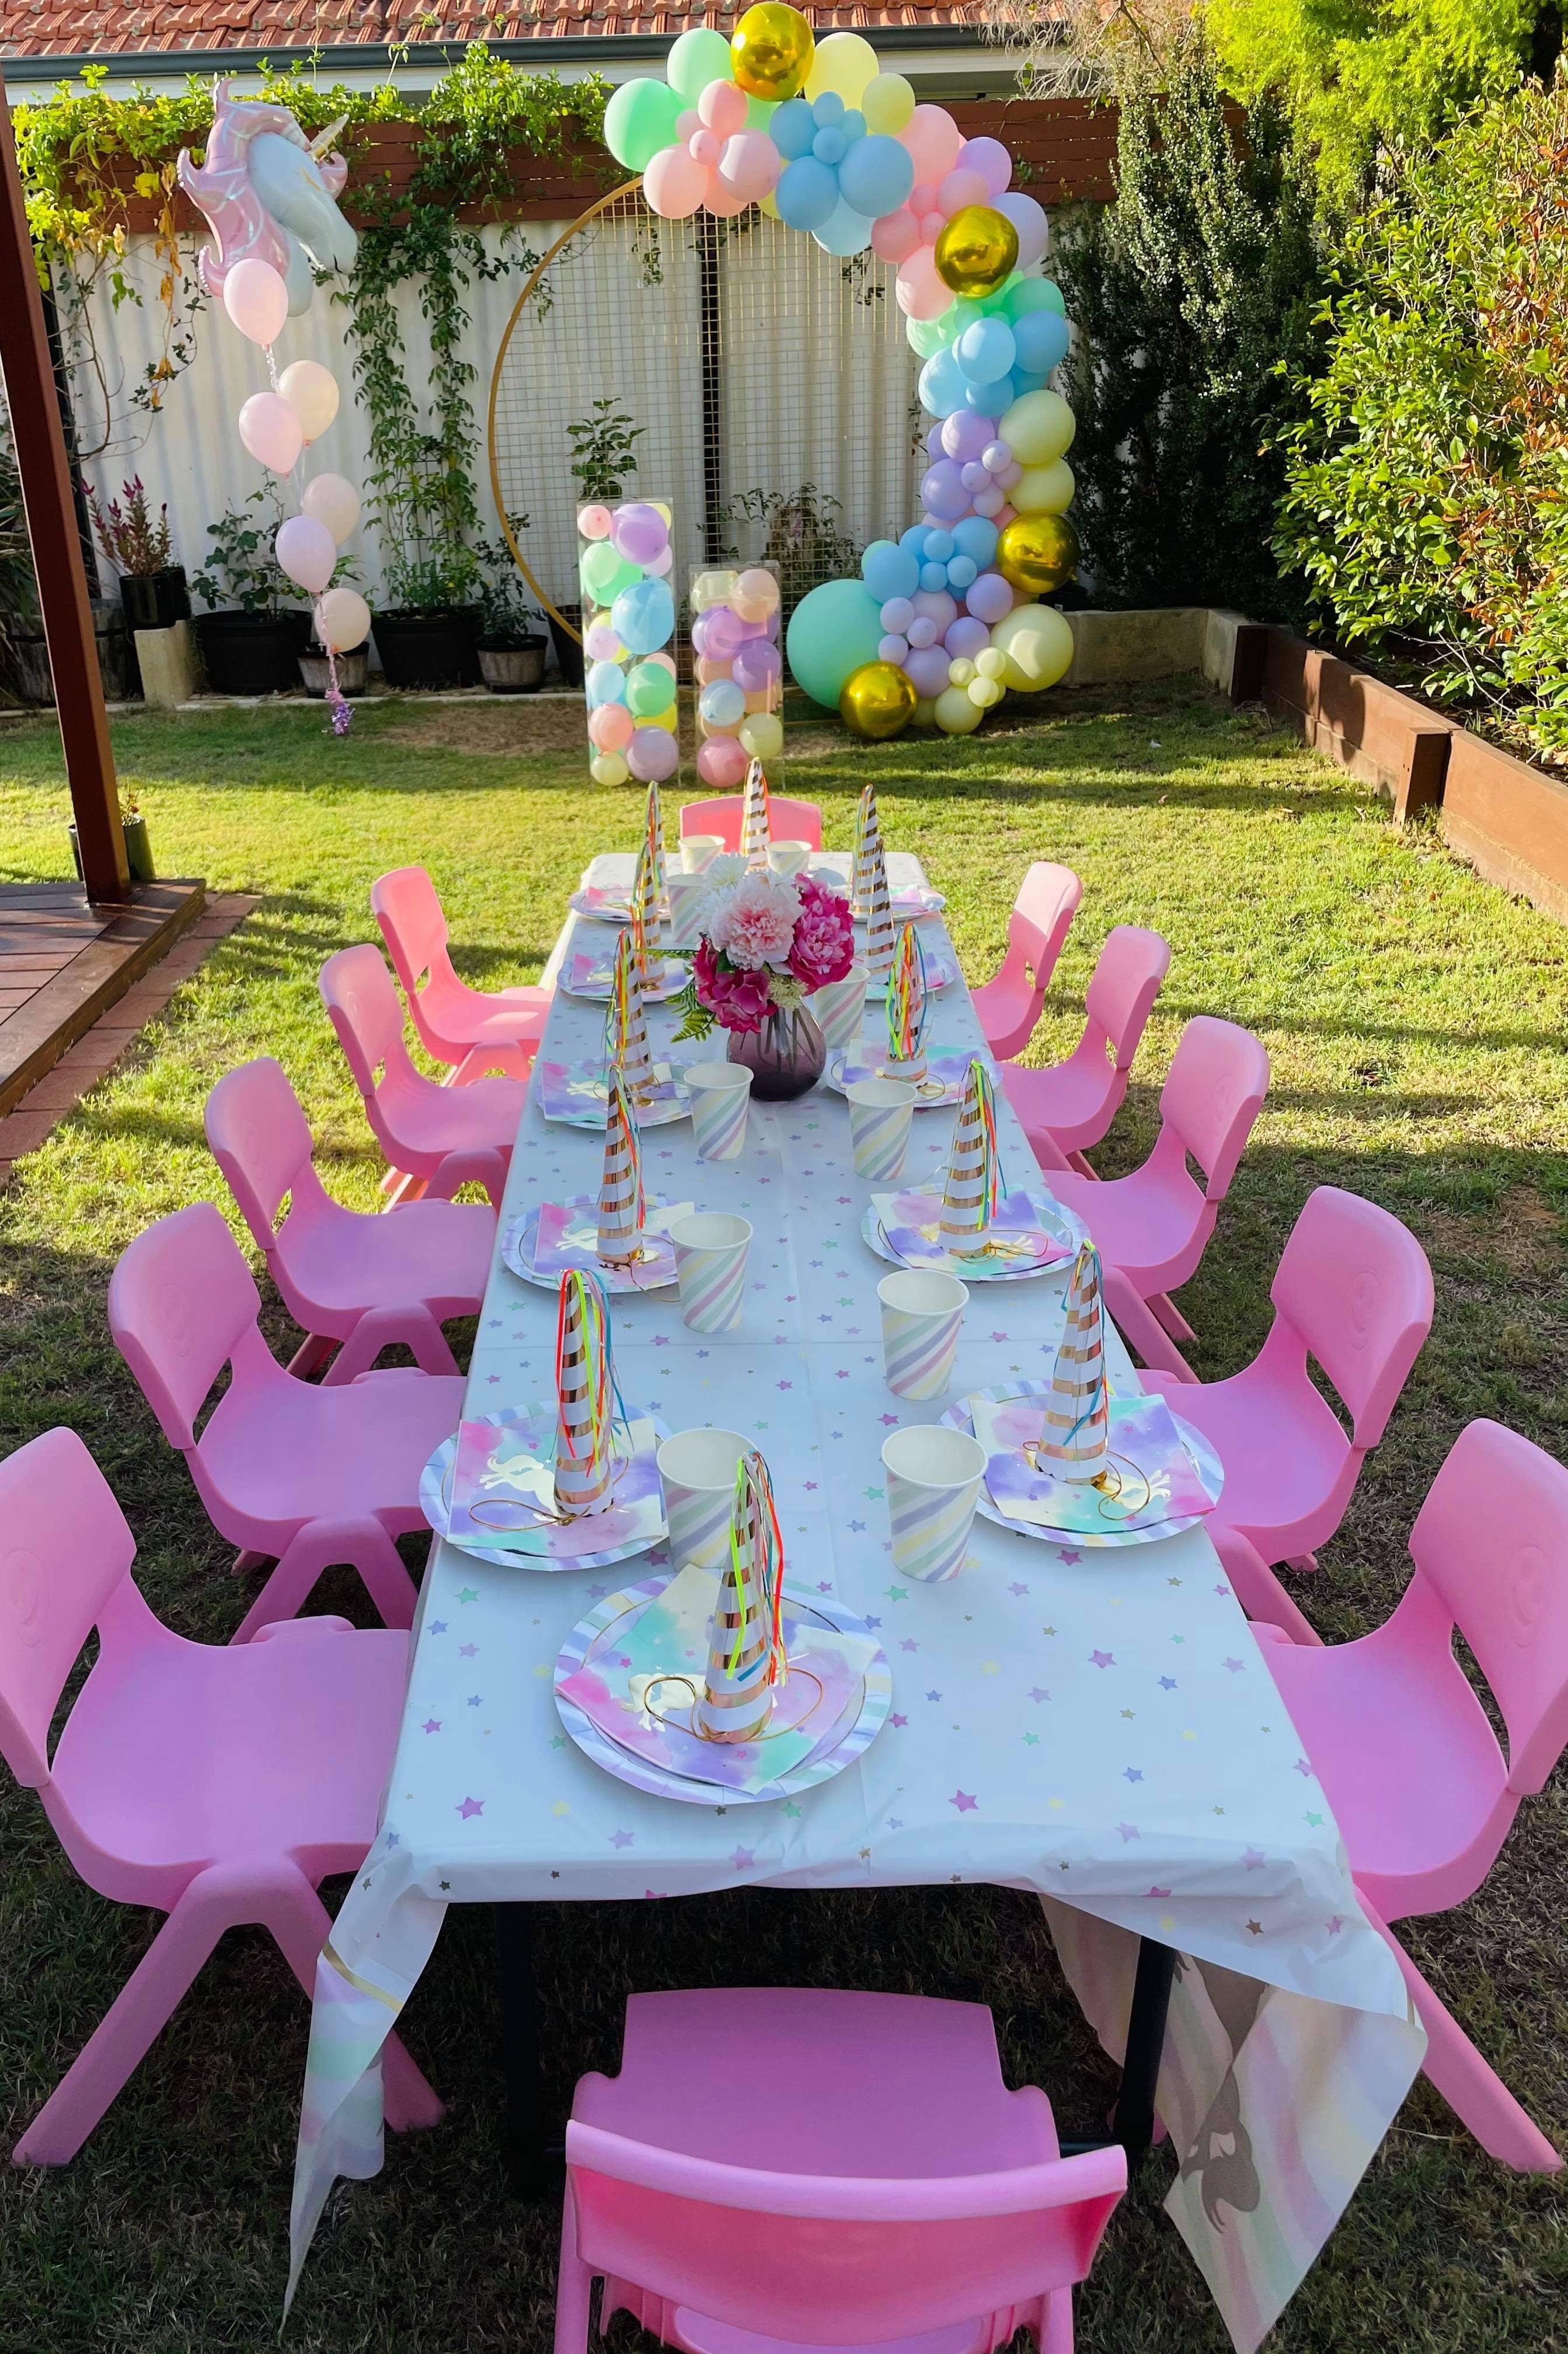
679,793,824,852
320,943,525,1209
205,1057,494,1385
1257,1420,1567,2174
371,865,548,1083
1138,1188,1433,1645
1031,1015,1270,1354
108,1203,464,1645
1001,926,1171,1176
558,1989,1126,2354
0,1426,441,2167
970,863,1083,1064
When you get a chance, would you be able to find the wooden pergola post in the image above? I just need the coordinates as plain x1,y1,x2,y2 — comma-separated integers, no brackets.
0,62,128,906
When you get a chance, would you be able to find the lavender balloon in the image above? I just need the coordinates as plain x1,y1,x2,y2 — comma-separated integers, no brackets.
920,459,970,521
628,725,679,782
611,502,669,566
905,644,952,698
942,409,995,461
945,615,991,663
733,639,782,692
966,570,1015,624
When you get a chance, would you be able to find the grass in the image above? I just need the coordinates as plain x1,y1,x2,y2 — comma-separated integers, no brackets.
1,681,1566,2354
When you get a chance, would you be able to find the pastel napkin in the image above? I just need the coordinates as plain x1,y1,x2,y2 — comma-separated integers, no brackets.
971,1391,1216,1534
529,1197,693,1283
872,1187,1071,1272
444,1409,665,1558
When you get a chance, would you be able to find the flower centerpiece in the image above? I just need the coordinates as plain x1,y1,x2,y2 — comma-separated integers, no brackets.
673,856,854,1100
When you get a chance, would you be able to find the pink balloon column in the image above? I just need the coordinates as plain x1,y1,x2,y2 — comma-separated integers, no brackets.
690,563,783,791
580,501,680,788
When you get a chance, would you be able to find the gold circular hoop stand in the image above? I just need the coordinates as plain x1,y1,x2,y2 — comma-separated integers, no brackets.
486,178,642,645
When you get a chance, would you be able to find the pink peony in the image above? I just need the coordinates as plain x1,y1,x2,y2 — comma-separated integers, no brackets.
709,869,800,970
788,872,855,990
692,937,773,1033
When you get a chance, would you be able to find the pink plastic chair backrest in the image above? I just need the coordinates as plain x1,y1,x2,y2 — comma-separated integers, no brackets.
0,1429,133,1788
319,944,410,1096
204,1058,317,1246
1083,926,1172,1068
1011,862,1081,976
567,2120,1125,2345
1158,1015,1270,1197
371,865,450,996
107,1203,263,1451
1270,1186,1434,1448
1410,1419,1568,1797
678,795,824,852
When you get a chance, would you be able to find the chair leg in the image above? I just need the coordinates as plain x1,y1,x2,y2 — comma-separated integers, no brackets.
1066,1150,1099,1179
380,1166,428,1208
262,1870,442,2134
555,2186,597,2354
1364,1906,1563,2174
1148,1290,1197,1344
323,1305,461,1386
1212,1528,1324,1647
1284,1551,1319,1575
11,1883,226,2165
229,1523,419,1643
232,1547,275,1578
285,1332,339,1381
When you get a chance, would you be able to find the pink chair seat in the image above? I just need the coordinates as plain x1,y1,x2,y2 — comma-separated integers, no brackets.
1141,1360,1350,1541
272,1191,492,1324
1044,1162,1201,1290
1001,1054,1118,1155
197,1365,463,1536
372,865,548,1081
372,1063,524,1159
969,863,1082,1063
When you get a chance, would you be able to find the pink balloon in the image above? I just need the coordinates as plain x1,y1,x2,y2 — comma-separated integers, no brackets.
994,503,1018,528
579,504,613,539
699,78,750,135
644,144,709,219
942,410,994,460
585,622,621,660
276,514,336,596
870,206,920,264
895,247,950,322
936,167,989,218
702,175,750,217
223,256,288,347
959,137,1012,197
998,460,1023,489
718,130,781,203
945,615,990,661
965,570,1015,624
995,191,1049,269
899,104,964,187
237,391,302,475
909,183,936,217
695,654,731,684
646,650,678,678
676,107,701,138
689,127,722,168
919,211,946,242
697,734,748,788
912,588,958,633
904,644,953,698
628,725,680,783
588,702,635,753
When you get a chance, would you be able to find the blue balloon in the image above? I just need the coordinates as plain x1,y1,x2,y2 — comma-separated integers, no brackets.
946,554,978,590
776,155,839,231
812,124,847,165
699,678,746,729
899,524,931,556
924,528,956,562
952,515,999,568
837,131,914,221
1013,308,1071,375
919,560,949,593
862,538,921,603
813,89,845,125
786,576,885,708
1008,370,1049,403
841,109,866,142
956,316,1017,385
586,660,626,708
962,378,998,413
917,347,969,419
610,576,674,657
772,97,816,159
813,197,873,256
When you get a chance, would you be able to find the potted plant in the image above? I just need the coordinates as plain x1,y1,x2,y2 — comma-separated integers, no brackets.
298,640,370,699
374,548,483,691
190,492,313,695
69,792,154,887
556,399,646,689
475,529,546,694
83,476,189,634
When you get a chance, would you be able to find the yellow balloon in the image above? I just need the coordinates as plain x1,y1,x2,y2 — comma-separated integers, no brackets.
591,751,630,786
999,388,1076,467
1012,458,1076,517
934,204,1019,298
730,4,814,101
989,603,1075,692
933,684,984,736
947,656,977,687
805,30,879,106
761,187,780,219
912,695,939,728
839,659,917,740
862,71,916,134
967,675,1005,709
996,512,1078,599
740,710,785,760
975,645,1008,681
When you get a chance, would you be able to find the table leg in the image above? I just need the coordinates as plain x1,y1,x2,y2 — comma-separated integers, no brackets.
1061,1934,1176,2167
494,1902,559,2195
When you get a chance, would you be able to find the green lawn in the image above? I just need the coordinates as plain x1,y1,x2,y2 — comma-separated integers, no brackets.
1,684,1565,2354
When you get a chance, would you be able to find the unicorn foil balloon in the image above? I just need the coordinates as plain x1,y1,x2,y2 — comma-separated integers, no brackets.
178,82,358,317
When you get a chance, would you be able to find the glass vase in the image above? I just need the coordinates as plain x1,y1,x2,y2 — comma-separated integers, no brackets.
727,1004,827,1101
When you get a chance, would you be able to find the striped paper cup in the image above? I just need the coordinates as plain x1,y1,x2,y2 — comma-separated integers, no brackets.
670,1210,752,1333
880,1424,987,1583
768,838,814,881
681,834,725,874
657,1425,753,1569
684,1061,752,1161
877,1269,969,1400
811,963,867,1057
846,1075,916,1182
665,872,708,950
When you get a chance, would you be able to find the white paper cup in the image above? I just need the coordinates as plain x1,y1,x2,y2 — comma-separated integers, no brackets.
811,961,867,1057
681,833,726,875
846,1076,915,1182
670,1210,752,1333
768,838,813,881
878,1269,968,1400
658,1425,752,1568
880,1424,987,1583
684,1061,752,1161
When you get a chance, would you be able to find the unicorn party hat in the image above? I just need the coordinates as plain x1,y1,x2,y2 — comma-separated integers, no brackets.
884,922,928,1084
643,778,669,933
633,826,666,959
851,783,882,920
605,925,656,1108
597,1069,644,1266
863,830,895,983
628,900,653,993
696,1448,788,1744
939,1060,1004,1252
552,1267,619,1516
741,757,772,870
1034,1241,1111,1482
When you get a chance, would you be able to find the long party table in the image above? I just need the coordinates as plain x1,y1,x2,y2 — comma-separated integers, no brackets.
288,848,1424,2352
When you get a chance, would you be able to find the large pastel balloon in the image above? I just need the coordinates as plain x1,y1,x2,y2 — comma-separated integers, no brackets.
839,659,915,740
995,190,1049,270
733,566,780,618
871,207,921,265
699,77,750,134
813,197,874,256
223,257,288,346
697,734,749,787
605,76,685,170
990,601,1074,691
904,643,952,698
670,25,734,99
863,72,915,133
1000,386,1076,466
739,709,785,760
626,660,676,718
952,514,1000,567
1013,307,1071,377
862,538,921,603
1006,276,1067,322
581,542,641,605
996,512,1078,597
838,131,914,220
933,683,984,736
237,391,302,474
786,576,885,707
734,642,781,695
900,104,964,185
612,576,676,656
920,459,970,521
945,615,991,664
718,128,782,203
316,587,370,654
699,677,747,729
300,471,359,542
276,514,335,595
937,166,991,218
610,502,669,566
587,659,628,706
588,701,636,753
1012,458,1076,517
628,725,680,783
807,30,878,106
731,3,814,100
964,570,1014,625
896,247,953,322
935,204,1019,297
956,315,1016,384
644,142,710,220
959,136,1012,197
277,360,339,443
917,346,969,419
775,154,839,231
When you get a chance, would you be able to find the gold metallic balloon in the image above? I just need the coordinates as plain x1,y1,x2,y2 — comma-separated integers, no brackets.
996,512,1078,599
839,660,917,741
730,4,815,101
933,203,1020,298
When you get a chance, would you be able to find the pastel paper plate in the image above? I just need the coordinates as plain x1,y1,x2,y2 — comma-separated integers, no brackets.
825,1048,977,1108
501,1196,685,1293
861,1188,1085,1282
563,949,687,1002
940,1380,1224,1549
536,1058,691,1129
421,1401,671,1571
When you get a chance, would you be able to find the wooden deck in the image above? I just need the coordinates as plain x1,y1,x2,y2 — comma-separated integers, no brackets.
0,878,206,1115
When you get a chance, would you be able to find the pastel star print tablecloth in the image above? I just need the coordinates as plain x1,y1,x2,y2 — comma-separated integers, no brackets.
288,849,1423,2350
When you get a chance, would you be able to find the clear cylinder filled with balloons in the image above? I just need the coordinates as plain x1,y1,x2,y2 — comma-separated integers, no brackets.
579,497,680,789
689,560,783,793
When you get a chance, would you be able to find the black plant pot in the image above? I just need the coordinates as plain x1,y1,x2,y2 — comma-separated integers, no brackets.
69,814,155,886
13,604,137,705
119,566,189,633
194,609,313,696
374,607,482,691
478,635,548,694
546,602,585,690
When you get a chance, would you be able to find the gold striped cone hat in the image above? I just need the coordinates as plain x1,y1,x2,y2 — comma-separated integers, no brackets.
939,1060,998,1248
851,782,881,920
607,926,656,1107
633,833,666,958
553,1269,616,1516
643,779,669,936
741,757,772,870
696,1450,785,1744
596,1070,644,1265
1036,1239,1111,1480
863,835,895,981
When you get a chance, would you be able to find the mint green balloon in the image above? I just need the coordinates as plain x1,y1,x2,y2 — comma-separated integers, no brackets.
745,93,779,133
905,314,947,360
1006,276,1067,321
668,26,733,101
580,543,640,605
604,76,685,172
785,577,885,711
626,659,676,718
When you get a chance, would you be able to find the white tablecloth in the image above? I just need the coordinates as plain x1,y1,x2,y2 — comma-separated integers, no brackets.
288,849,1423,2349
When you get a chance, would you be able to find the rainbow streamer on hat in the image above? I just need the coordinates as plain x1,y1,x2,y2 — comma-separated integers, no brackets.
605,925,655,1105
939,1059,1006,1249
644,778,668,919
727,1449,788,1685
886,924,928,1068
552,1267,625,1515
629,901,652,992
